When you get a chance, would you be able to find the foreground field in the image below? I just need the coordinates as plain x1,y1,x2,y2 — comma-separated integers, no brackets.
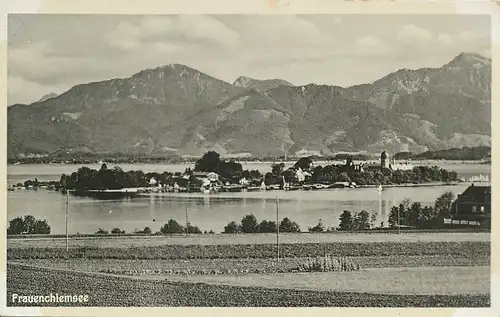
6,263,490,307
168,266,489,295
12,253,490,275
6,231,490,249
7,241,490,260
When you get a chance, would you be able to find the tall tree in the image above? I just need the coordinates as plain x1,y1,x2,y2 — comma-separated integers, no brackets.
338,210,354,231
241,214,259,233
160,219,185,234
353,210,371,230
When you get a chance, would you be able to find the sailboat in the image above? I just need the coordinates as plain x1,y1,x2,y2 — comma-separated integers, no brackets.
377,184,383,192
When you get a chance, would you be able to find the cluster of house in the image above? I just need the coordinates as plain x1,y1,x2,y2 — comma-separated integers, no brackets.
145,151,416,193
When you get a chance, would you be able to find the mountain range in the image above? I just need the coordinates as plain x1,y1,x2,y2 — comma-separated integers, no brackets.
7,53,491,158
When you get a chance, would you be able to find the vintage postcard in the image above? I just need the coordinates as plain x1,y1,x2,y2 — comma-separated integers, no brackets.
1,0,498,316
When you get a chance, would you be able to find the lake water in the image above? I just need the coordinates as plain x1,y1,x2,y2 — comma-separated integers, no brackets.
7,163,491,235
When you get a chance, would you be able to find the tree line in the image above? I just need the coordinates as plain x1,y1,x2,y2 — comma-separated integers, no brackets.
223,214,301,233
394,146,491,161
7,215,51,234
266,160,458,186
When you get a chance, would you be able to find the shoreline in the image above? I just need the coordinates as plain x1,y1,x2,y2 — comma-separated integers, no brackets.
7,159,491,166
9,181,489,194
6,228,491,240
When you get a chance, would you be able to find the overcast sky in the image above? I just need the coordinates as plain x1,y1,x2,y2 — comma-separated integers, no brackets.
8,14,490,105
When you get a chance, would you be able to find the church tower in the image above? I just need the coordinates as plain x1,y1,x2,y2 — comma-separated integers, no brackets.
381,151,389,169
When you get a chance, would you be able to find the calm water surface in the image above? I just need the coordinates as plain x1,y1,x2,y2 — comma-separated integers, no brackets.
7,163,490,234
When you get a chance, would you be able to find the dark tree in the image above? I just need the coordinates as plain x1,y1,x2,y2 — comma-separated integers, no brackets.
194,151,221,173
271,163,285,175
257,220,277,233
241,214,259,233
23,215,36,234
96,228,109,234
186,222,202,234
353,210,371,230
279,217,301,233
435,191,455,219
160,219,185,234
388,198,410,228
294,157,313,171
338,210,354,231
111,228,125,234
7,217,24,235
32,219,51,234
223,221,241,234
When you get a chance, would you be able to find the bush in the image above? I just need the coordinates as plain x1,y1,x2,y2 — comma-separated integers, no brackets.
186,223,202,234
308,219,325,233
279,217,301,233
111,228,126,234
135,227,152,235
258,220,277,233
96,228,109,234
296,255,361,272
223,221,241,234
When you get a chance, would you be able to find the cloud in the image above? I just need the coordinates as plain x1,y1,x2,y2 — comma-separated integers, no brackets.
458,30,485,43
7,15,491,105
437,33,453,46
105,22,142,50
355,36,393,57
8,75,69,105
357,35,383,48
105,15,240,52
397,24,433,43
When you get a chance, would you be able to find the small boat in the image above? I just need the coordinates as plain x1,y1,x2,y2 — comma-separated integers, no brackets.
246,186,261,192
330,182,350,188
377,185,383,192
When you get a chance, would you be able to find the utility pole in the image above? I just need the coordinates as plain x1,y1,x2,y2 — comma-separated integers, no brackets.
276,197,280,262
397,206,400,235
65,191,69,253
185,205,189,237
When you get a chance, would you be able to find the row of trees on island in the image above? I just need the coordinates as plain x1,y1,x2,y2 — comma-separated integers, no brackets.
57,151,459,191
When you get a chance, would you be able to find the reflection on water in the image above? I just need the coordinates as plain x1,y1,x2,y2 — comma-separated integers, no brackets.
7,184,476,234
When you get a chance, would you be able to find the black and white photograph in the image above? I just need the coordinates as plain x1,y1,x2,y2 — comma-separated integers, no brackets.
4,5,495,311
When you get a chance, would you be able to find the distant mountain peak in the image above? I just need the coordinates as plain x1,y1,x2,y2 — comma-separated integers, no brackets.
447,52,491,67
37,92,58,103
233,76,293,92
